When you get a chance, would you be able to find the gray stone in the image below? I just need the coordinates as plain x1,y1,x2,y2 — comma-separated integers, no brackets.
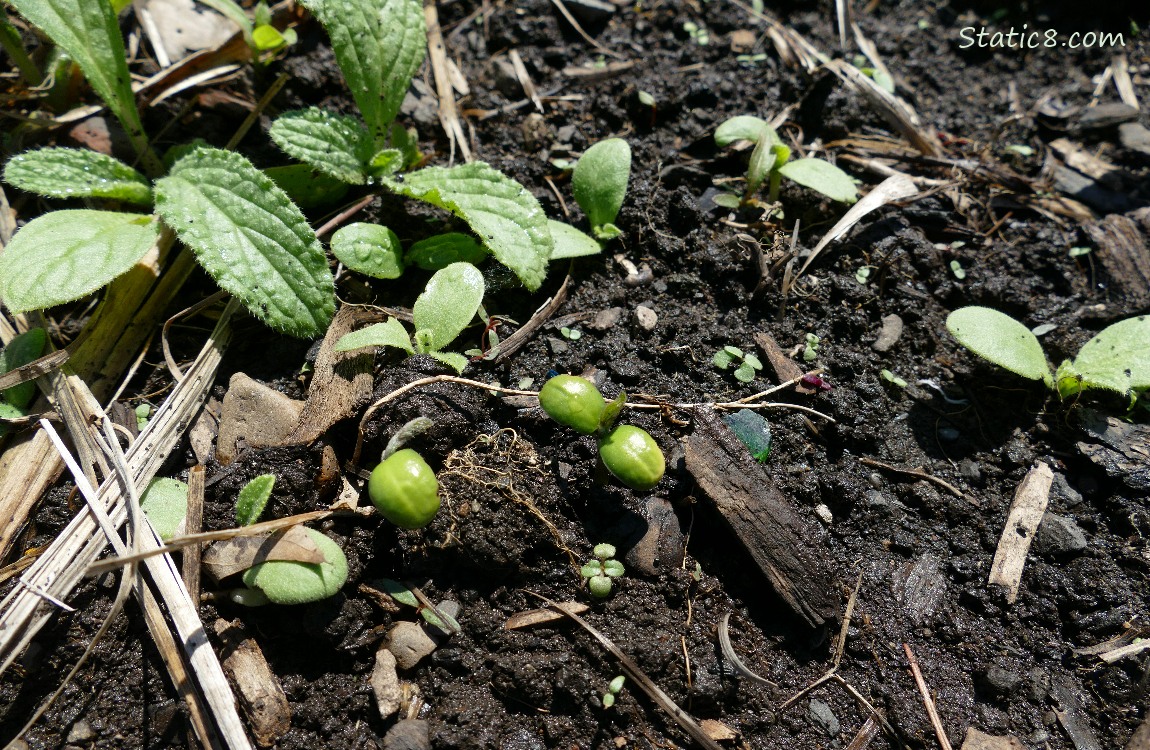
979,665,1023,699
499,727,546,750
382,719,431,750
872,313,904,352
1119,122,1150,156
215,373,305,464
1049,472,1083,508
1077,102,1139,130
488,58,520,98
634,305,658,331
808,698,839,737
589,307,624,330
546,336,569,355
386,621,438,669
960,459,982,484
1036,513,1088,557
66,720,95,743
371,648,401,719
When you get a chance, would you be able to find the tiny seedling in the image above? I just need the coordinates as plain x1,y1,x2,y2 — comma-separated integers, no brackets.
0,328,47,439
712,345,763,383
713,115,858,208
601,675,626,709
236,474,276,527
367,417,441,529
880,369,908,388
946,306,1150,401
197,0,297,59
333,262,485,373
581,543,625,598
949,260,966,280
134,403,152,432
682,20,710,45
802,333,820,362
572,138,632,241
560,326,583,341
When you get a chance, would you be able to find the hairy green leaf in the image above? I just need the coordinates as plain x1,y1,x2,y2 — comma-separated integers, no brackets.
385,163,551,290
0,210,158,314
334,318,414,353
572,138,631,232
330,222,404,279
140,477,189,541
412,262,484,353
427,351,469,374
154,147,335,338
7,0,146,151
236,474,275,526
946,307,1053,386
714,116,778,148
299,0,426,143
269,108,372,184
547,220,601,259
264,164,349,208
745,131,773,196
4,148,151,205
0,402,24,440
406,232,488,270
0,328,47,409
777,158,858,204
1070,315,1150,395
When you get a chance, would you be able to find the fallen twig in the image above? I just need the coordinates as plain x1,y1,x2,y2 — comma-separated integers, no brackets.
988,463,1053,603
903,643,953,750
858,457,978,505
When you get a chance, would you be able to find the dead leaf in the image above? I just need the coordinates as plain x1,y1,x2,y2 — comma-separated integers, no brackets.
504,601,590,629
202,526,325,582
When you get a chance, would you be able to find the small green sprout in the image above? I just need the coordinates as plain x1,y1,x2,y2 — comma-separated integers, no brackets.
236,474,276,527
637,91,656,107
602,675,626,708
572,138,632,241
560,326,582,341
1068,246,1092,258
712,345,762,383
0,327,47,439
134,403,152,432
581,544,625,598
949,260,966,280
682,20,710,45
803,333,820,362
946,306,1150,401
598,425,665,491
880,369,908,388
736,53,768,67
855,266,873,285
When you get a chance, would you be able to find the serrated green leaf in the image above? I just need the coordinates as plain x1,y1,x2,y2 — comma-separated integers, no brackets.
946,307,1053,386
334,318,414,353
264,164,349,208
1070,315,1150,396
385,163,551,290
572,138,631,232
269,108,372,184
0,328,47,409
406,232,488,270
330,222,404,279
412,262,484,352
547,220,601,260
714,116,778,148
427,351,469,373
0,210,159,314
140,477,189,541
4,148,151,205
236,473,276,526
7,0,146,151
299,0,426,143
777,158,858,204
154,147,335,338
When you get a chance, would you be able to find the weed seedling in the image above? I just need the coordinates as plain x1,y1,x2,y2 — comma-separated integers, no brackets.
802,333,820,362
601,675,626,708
712,345,763,383
572,138,632,241
581,544,625,598
0,328,46,439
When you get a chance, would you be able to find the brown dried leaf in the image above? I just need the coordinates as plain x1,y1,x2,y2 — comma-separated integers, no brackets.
504,601,589,630
202,526,325,582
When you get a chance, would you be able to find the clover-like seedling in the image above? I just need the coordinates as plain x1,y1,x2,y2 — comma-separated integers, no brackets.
572,138,632,241
946,306,1150,401
601,675,626,709
712,345,763,383
803,333,820,362
581,544,625,598
713,116,858,209
334,262,484,373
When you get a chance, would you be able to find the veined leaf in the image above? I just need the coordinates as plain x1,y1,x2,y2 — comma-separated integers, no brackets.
547,220,601,259
7,0,145,152
0,210,158,314
269,108,372,184
1071,315,1150,396
264,164,349,208
154,147,335,338
572,138,631,232
299,0,426,143
4,148,152,205
777,158,858,204
946,307,1053,386
330,222,404,279
412,262,484,353
334,318,414,353
385,163,551,291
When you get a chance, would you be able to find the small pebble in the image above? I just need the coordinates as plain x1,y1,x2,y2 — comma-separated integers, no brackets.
589,307,624,330
546,337,569,355
371,648,401,719
1035,513,1088,558
66,720,95,744
382,719,431,750
959,459,981,483
814,504,833,525
634,305,658,331
386,621,437,669
808,698,839,737
872,314,904,352
867,472,884,490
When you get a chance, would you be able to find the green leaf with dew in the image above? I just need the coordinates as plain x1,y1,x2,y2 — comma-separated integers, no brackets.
330,222,404,279
269,107,373,184
572,138,631,233
236,473,276,527
946,306,1053,387
776,158,858,204
4,148,151,205
154,147,335,338
264,164,349,208
412,262,484,353
334,318,414,354
0,210,159,315
406,232,488,270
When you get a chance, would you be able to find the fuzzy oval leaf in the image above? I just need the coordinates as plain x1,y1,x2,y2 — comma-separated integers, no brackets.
946,307,1052,384
4,148,151,205
330,222,404,279
1071,315,1150,395
154,147,335,338
334,318,414,353
264,164,349,208
0,328,47,409
776,158,858,204
236,474,276,527
547,220,602,260
406,233,488,270
0,210,159,314
299,0,426,142
268,108,372,184
427,351,469,374
140,477,189,541
385,162,551,291
572,138,631,231
714,116,778,147
412,262,484,352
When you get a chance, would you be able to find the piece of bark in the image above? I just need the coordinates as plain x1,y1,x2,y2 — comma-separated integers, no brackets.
960,728,1026,750
283,305,375,445
752,331,813,394
684,408,838,629
1084,214,1150,309
214,619,291,747
988,463,1053,603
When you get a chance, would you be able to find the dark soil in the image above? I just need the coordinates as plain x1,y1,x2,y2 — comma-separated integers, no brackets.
3,0,1150,748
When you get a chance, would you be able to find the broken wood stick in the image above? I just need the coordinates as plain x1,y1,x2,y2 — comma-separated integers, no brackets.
988,463,1053,603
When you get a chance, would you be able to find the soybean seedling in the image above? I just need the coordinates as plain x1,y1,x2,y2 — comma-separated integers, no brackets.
334,262,485,374
946,307,1150,402
367,418,441,529
712,116,858,209
581,544,626,598
712,345,763,383
572,138,632,241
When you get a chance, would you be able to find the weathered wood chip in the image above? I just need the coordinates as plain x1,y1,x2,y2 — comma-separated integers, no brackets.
214,619,291,747
1084,214,1150,309
960,728,1027,750
988,463,1053,603
699,719,739,742
202,525,325,582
